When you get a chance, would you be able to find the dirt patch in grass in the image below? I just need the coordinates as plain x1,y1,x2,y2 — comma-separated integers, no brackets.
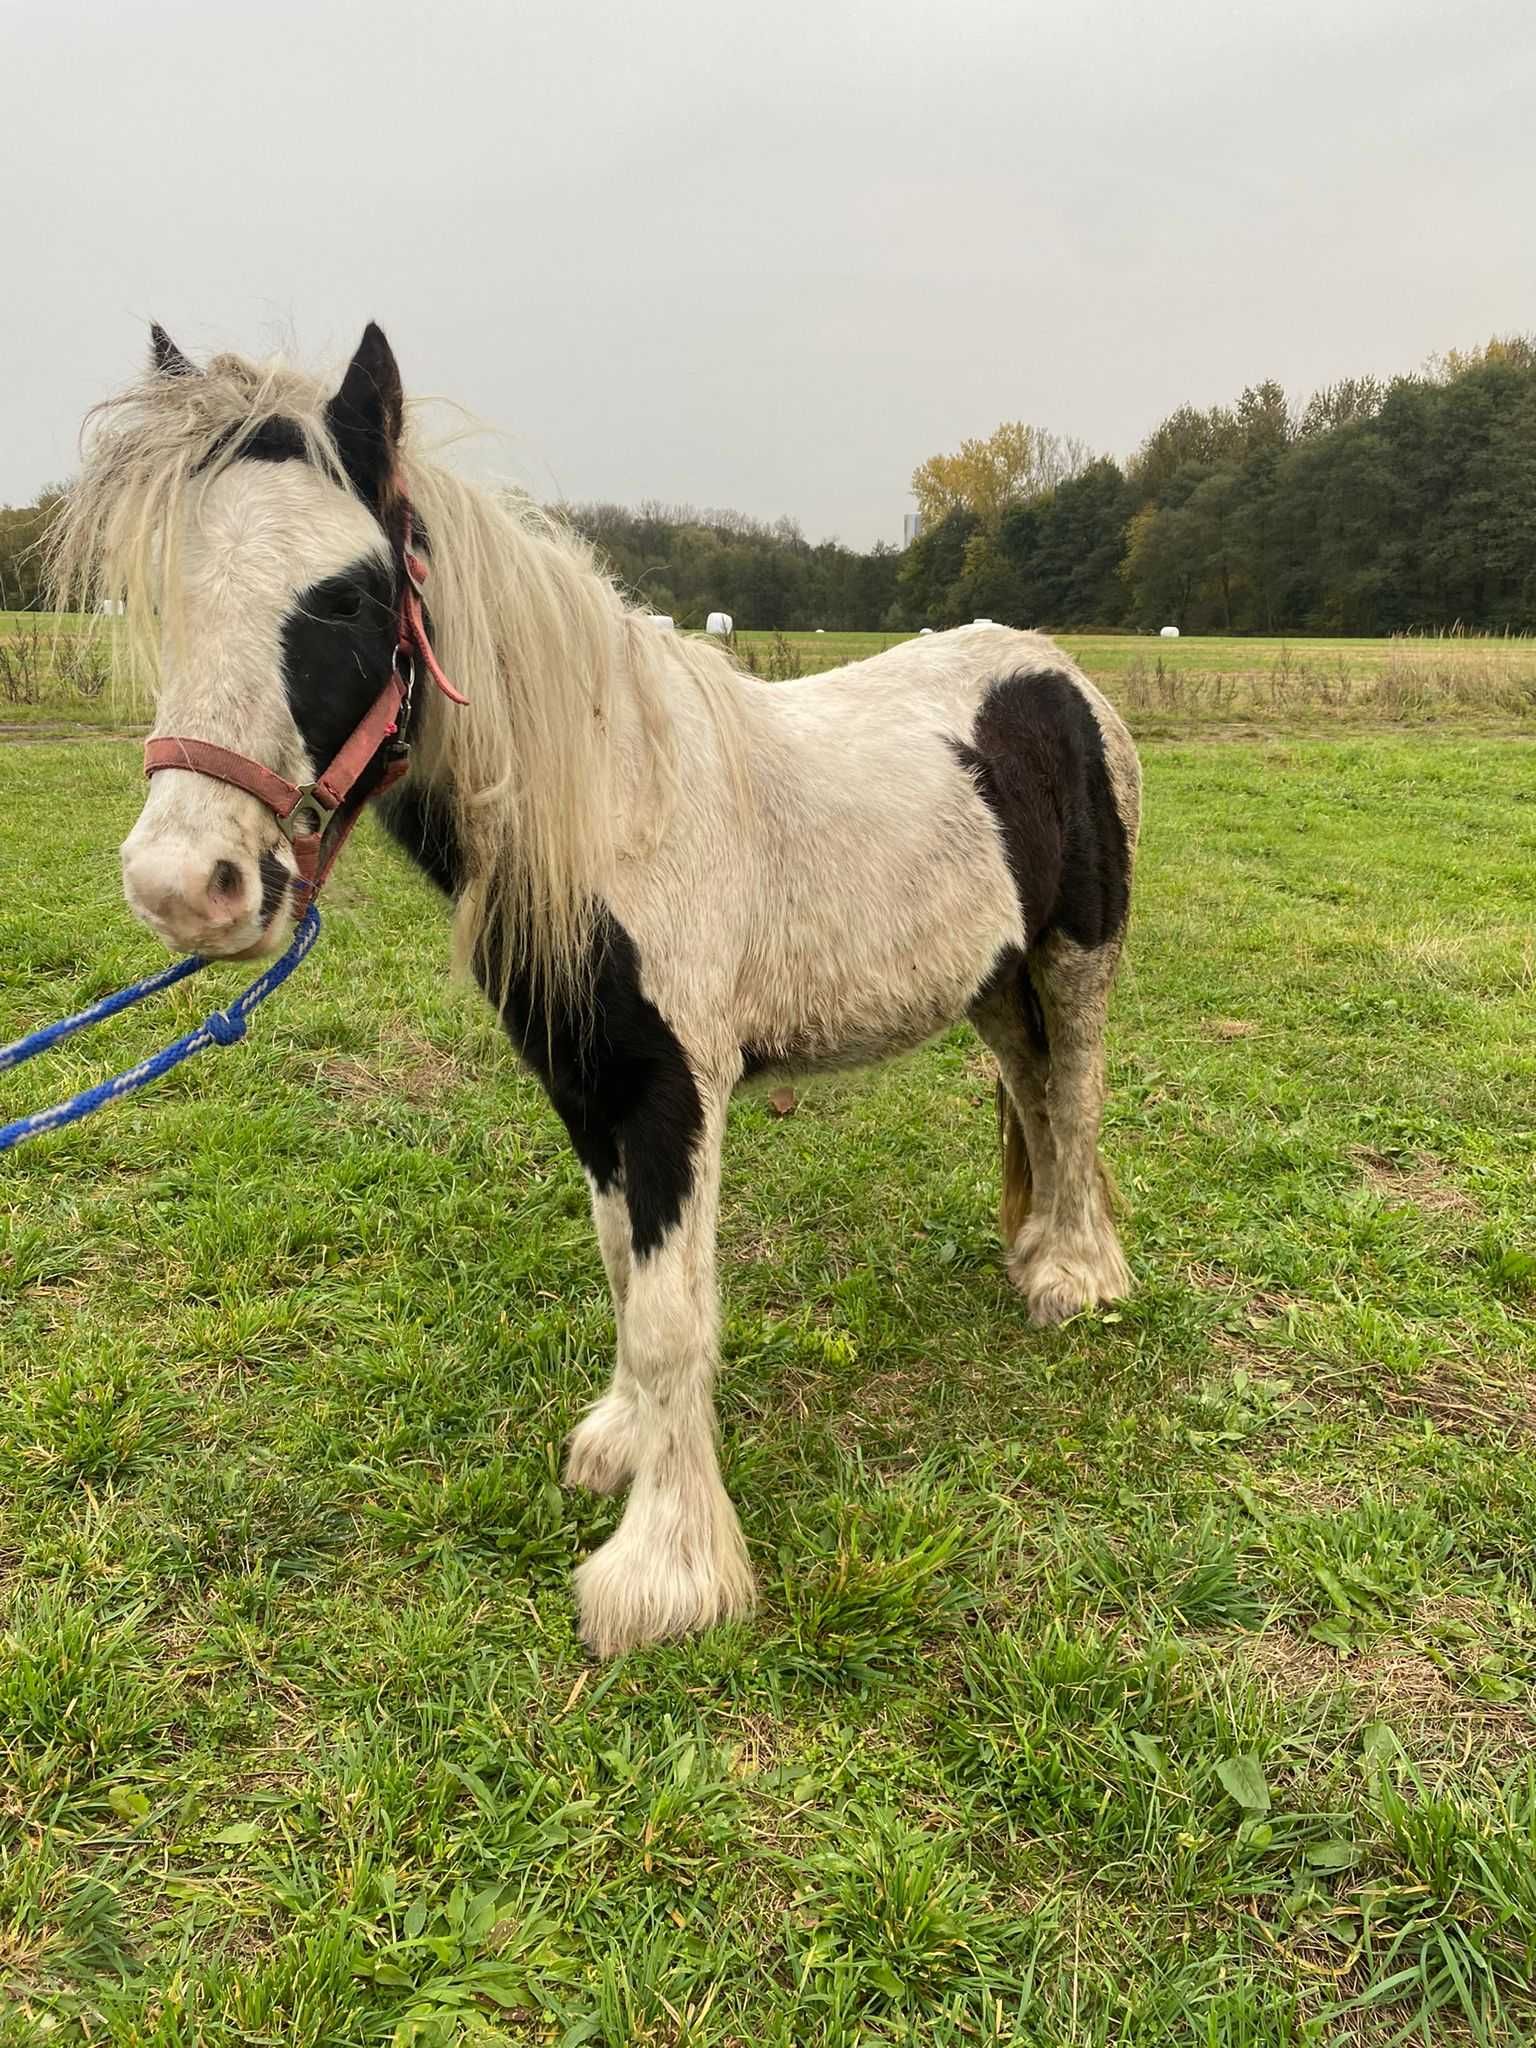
1188,1262,1305,1326
1375,1366,1535,1439
1203,1017,1262,1041
1352,1148,1480,1220
1235,1625,1534,1765
318,1026,464,1105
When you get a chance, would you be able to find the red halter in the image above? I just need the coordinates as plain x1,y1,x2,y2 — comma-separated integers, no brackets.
143,502,465,905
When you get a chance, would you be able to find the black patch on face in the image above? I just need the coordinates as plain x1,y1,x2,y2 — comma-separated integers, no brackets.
236,417,308,464
950,670,1130,953
257,847,290,927
192,415,309,475
281,556,398,771
380,787,703,1259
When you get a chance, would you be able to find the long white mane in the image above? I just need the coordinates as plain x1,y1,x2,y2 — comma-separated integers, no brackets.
48,348,746,998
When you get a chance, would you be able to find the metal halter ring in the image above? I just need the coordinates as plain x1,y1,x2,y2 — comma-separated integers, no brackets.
279,789,337,843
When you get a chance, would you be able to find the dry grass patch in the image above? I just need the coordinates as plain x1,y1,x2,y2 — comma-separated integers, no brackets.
1188,1261,1307,1327
1352,1148,1480,1220
317,1023,465,1104
1234,1625,1534,1768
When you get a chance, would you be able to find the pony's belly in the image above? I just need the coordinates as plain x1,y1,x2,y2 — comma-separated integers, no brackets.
735,920,1011,1077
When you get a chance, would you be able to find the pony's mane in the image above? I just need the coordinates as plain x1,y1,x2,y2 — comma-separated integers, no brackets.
48,346,750,1002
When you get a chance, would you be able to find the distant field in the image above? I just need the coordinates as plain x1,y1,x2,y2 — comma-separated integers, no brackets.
6,615,1536,736
0,612,123,732
736,628,1536,727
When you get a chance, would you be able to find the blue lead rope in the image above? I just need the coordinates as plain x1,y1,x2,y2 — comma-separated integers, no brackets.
0,905,321,1153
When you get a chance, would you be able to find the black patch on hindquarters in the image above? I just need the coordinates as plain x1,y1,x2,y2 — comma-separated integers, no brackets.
380,786,703,1259
950,670,1130,953
280,556,399,770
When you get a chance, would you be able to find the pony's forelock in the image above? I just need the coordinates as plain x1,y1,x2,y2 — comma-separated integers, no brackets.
48,352,350,695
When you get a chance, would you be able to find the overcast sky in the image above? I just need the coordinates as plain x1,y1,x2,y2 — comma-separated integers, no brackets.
6,0,1535,547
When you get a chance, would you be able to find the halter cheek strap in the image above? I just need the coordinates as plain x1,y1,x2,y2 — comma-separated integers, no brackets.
143,501,463,905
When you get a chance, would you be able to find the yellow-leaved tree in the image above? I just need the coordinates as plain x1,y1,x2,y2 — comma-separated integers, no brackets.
911,421,1089,531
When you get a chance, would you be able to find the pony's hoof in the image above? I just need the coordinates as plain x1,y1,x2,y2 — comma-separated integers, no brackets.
574,1521,756,1657
1025,1243,1132,1325
563,1392,639,1495
1004,1213,1054,1289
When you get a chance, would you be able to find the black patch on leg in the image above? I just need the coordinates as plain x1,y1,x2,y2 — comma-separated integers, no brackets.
483,917,704,1259
1019,957,1049,1056
973,944,1051,1058
381,785,702,1258
950,670,1130,951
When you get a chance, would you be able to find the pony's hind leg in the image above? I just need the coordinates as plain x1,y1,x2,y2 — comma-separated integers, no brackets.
969,960,1057,1282
573,1081,755,1656
1022,934,1132,1325
564,1180,642,1495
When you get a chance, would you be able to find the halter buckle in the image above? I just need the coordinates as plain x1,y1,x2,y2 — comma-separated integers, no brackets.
279,786,337,843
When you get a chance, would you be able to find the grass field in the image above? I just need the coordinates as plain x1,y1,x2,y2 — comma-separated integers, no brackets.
2,732,1535,2043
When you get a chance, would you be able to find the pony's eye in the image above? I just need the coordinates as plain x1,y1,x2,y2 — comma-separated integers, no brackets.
323,585,365,622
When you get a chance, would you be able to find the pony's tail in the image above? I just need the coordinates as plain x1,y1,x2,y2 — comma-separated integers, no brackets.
997,1080,1033,1248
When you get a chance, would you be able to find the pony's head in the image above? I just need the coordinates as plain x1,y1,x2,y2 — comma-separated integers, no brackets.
53,323,414,958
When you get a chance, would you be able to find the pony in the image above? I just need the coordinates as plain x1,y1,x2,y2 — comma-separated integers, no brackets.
50,324,1143,1656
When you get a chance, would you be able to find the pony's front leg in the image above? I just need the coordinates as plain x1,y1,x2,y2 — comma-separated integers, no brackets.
563,1180,641,1495
574,1086,755,1656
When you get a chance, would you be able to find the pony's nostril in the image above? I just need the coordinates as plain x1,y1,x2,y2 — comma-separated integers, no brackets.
209,858,244,904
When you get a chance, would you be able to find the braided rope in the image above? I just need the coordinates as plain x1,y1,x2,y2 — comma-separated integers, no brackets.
0,906,321,1154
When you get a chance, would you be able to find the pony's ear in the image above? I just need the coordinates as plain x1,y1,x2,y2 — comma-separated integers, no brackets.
150,322,194,377
325,322,404,509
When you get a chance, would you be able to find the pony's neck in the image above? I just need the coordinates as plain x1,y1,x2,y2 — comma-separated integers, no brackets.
398,458,665,993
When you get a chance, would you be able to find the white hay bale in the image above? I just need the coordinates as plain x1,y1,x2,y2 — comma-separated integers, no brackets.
706,611,733,637
971,617,995,627
648,614,675,631
1160,624,1180,638
919,626,934,635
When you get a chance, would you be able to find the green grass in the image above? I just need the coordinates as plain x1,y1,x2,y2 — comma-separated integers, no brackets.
2,734,1536,2043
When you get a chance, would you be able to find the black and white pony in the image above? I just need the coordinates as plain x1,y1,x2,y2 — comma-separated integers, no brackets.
52,325,1142,1656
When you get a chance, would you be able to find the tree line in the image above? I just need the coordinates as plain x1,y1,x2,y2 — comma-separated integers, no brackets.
3,337,1531,633
0,491,61,611
900,338,1536,635
558,501,904,632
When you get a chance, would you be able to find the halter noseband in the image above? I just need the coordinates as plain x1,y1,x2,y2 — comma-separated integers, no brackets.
143,501,465,906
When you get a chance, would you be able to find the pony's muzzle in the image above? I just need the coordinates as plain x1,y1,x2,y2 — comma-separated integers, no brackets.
120,836,283,958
